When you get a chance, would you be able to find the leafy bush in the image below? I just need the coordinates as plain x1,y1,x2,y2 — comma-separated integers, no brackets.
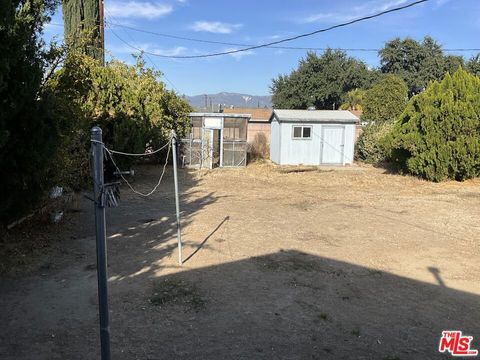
47,50,192,187
362,75,408,123
355,122,394,164
340,89,366,111
0,0,62,224
388,68,480,181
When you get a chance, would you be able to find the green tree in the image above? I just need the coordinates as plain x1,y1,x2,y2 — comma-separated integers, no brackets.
46,49,192,186
271,50,373,110
388,68,480,182
0,0,62,224
466,54,480,77
355,122,395,164
362,75,408,123
340,88,366,111
379,36,465,95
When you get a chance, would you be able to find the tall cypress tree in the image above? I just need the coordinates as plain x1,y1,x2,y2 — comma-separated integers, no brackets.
62,0,103,61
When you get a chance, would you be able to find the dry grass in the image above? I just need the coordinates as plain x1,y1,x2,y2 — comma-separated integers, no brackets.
2,163,479,359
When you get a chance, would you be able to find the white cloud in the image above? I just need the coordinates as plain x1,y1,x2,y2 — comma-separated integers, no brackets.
44,22,63,33
301,13,348,24
106,1,173,20
112,43,187,57
190,21,242,34
301,0,413,23
148,46,187,56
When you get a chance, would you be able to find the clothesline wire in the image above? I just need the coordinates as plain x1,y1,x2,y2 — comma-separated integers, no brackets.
90,135,175,197
104,140,172,197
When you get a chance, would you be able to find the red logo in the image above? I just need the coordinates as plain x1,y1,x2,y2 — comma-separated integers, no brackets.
439,331,478,357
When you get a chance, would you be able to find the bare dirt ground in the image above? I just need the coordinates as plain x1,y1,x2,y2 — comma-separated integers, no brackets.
1,162,479,359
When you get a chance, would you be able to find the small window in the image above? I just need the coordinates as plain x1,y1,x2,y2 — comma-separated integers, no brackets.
293,126,302,138
302,127,311,138
292,125,312,139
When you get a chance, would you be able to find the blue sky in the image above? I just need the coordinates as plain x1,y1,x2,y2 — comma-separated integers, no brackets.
44,0,480,96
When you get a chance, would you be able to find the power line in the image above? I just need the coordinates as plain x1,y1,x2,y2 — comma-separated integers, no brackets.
104,10,181,93
106,21,480,53
106,0,430,59
444,48,480,52
106,20,381,52
106,20,249,47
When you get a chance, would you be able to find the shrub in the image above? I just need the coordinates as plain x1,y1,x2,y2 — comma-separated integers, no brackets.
355,122,395,164
362,75,408,123
0,0,62,224
388,68,480,181
340,89,366,111
46,51,192,187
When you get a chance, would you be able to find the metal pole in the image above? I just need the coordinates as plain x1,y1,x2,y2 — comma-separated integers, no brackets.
91,127,111,360
171,130,183,265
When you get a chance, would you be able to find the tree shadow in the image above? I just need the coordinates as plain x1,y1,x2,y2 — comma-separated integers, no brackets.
0,164,229,359
104,250,479,359
2,166,479,360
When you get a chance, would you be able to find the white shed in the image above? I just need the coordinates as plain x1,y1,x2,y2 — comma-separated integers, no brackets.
269,109,359,166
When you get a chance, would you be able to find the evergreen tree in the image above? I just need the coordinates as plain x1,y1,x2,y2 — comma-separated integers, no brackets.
388,68,480,181
362,75,408,123
271,50,373,110
466,54,480,77
0,0,61,224
379,36,465,95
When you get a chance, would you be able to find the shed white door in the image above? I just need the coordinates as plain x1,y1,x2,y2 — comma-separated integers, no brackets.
321,126,345,164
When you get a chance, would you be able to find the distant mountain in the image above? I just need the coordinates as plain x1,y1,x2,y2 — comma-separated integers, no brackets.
186,92,272,110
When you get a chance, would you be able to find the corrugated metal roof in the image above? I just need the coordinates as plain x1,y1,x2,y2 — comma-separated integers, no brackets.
188,112,251,119
272,109,359,123
223,108,272,122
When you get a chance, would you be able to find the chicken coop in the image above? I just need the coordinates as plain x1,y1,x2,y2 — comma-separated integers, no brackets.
180,113,250,169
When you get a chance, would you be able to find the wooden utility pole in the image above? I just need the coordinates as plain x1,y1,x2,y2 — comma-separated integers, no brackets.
99,0,105,65
62,0,104,63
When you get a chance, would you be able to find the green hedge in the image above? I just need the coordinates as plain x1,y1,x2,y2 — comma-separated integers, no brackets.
355,122,394,164
388,68,480,181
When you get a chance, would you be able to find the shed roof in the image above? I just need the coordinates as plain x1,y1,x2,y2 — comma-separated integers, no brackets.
271,109,359,123
349,110,363,119
223,108,272,122
188,112,250,119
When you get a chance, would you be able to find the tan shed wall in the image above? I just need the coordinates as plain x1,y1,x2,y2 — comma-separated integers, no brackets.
247,122,271,158
355,125,363,143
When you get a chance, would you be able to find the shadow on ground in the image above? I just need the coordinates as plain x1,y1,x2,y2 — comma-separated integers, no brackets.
101,250,479,359
0,166,226,359
1,166,479,360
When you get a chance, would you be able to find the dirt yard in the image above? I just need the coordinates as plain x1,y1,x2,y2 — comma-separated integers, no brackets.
1,163,479,359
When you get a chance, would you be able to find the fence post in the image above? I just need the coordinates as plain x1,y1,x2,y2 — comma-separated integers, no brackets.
171,130,183,265
91,127,111,360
